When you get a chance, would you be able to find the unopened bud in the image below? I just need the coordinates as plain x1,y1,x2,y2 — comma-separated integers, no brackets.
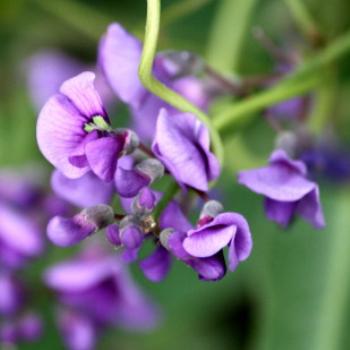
159,228,175,250
81,204,114,229
200,200,223,220
275,131,298,158
136,158,164,182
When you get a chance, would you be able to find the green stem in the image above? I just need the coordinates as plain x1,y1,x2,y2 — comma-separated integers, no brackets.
284,0,323,45
213,74,320,131
214,29,350,130
162,0,213,27
206,0,258,74
139,0,224,164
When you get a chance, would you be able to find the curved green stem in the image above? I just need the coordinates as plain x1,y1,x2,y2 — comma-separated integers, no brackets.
139,0,224,165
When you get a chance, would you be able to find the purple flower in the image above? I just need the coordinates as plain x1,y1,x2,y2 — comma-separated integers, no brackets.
99,23,210,141
44,250,158,330
183,212,253,271
167,231,227,281
152,109,220,192
47,205,114,247
0,273,24,316
0,203,43,269
238,149,325,229
37,72,136,181
51,170,114,208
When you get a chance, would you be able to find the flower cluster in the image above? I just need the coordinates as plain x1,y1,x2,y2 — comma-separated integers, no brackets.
0,169,158,349
35,22,328,291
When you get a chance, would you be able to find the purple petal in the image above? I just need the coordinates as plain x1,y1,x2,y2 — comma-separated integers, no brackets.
60,71,106,118
105,224,121,246
120,224,143,249
297,188,326,229
47,215,96,247
37,93,90,178
0,274,24,316
139,245,171,282
138,187,157,211
99,23,145,106
85,135,124,182
0,204,43,257
115,166,150,198
44,256,121,292
160,200,192,231
51,170,114,208
265,198,296,228
58,310,96,350
183,225,236,257
152,109,219,191
190,252,227,281
269,149,307,175
238,163,315,201
17,313,43,342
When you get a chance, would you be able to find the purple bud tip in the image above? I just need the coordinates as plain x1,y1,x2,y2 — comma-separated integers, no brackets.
133,187,157,213
106,224,121,246
120,224,143,249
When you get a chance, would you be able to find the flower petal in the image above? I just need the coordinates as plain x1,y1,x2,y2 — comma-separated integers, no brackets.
99,23,145,106
51,170,114,208
85,135,124,182
60,71,106,118
264,198,296,227
139,246,171,282
37,94,90,178
183,225,235,257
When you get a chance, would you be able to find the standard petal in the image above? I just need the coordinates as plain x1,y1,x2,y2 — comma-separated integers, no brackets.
264,198,296,227
139,246,171,282
99,23,145,106
152,109,212,191
51,170,114,208
60,71,106,118
37,94,90,178
85,135,124,182
238,163,315,201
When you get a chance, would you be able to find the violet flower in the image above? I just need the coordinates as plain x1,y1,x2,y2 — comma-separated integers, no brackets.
0,203,43,269
47,205,114,247
182,212,253,272
238,149,325,229
44,249,159,331
37,72,137,181
0,273,24,316
99,23,210,141
152,109,220,192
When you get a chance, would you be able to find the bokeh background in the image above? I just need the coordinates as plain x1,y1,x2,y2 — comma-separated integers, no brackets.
1,0,350,349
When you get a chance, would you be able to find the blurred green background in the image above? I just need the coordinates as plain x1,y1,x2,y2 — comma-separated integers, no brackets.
1,0,350,349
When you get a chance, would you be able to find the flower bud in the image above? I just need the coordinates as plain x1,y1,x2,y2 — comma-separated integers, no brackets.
132,188,157,214
105,224,121,247
119,223,143,249
159,228,174,250
275,131,298,157
136,158,164,182
199,200,223,223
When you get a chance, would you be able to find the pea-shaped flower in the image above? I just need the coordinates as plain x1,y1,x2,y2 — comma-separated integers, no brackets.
238,149,325,228
152,109,220,192
37,72,137,182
